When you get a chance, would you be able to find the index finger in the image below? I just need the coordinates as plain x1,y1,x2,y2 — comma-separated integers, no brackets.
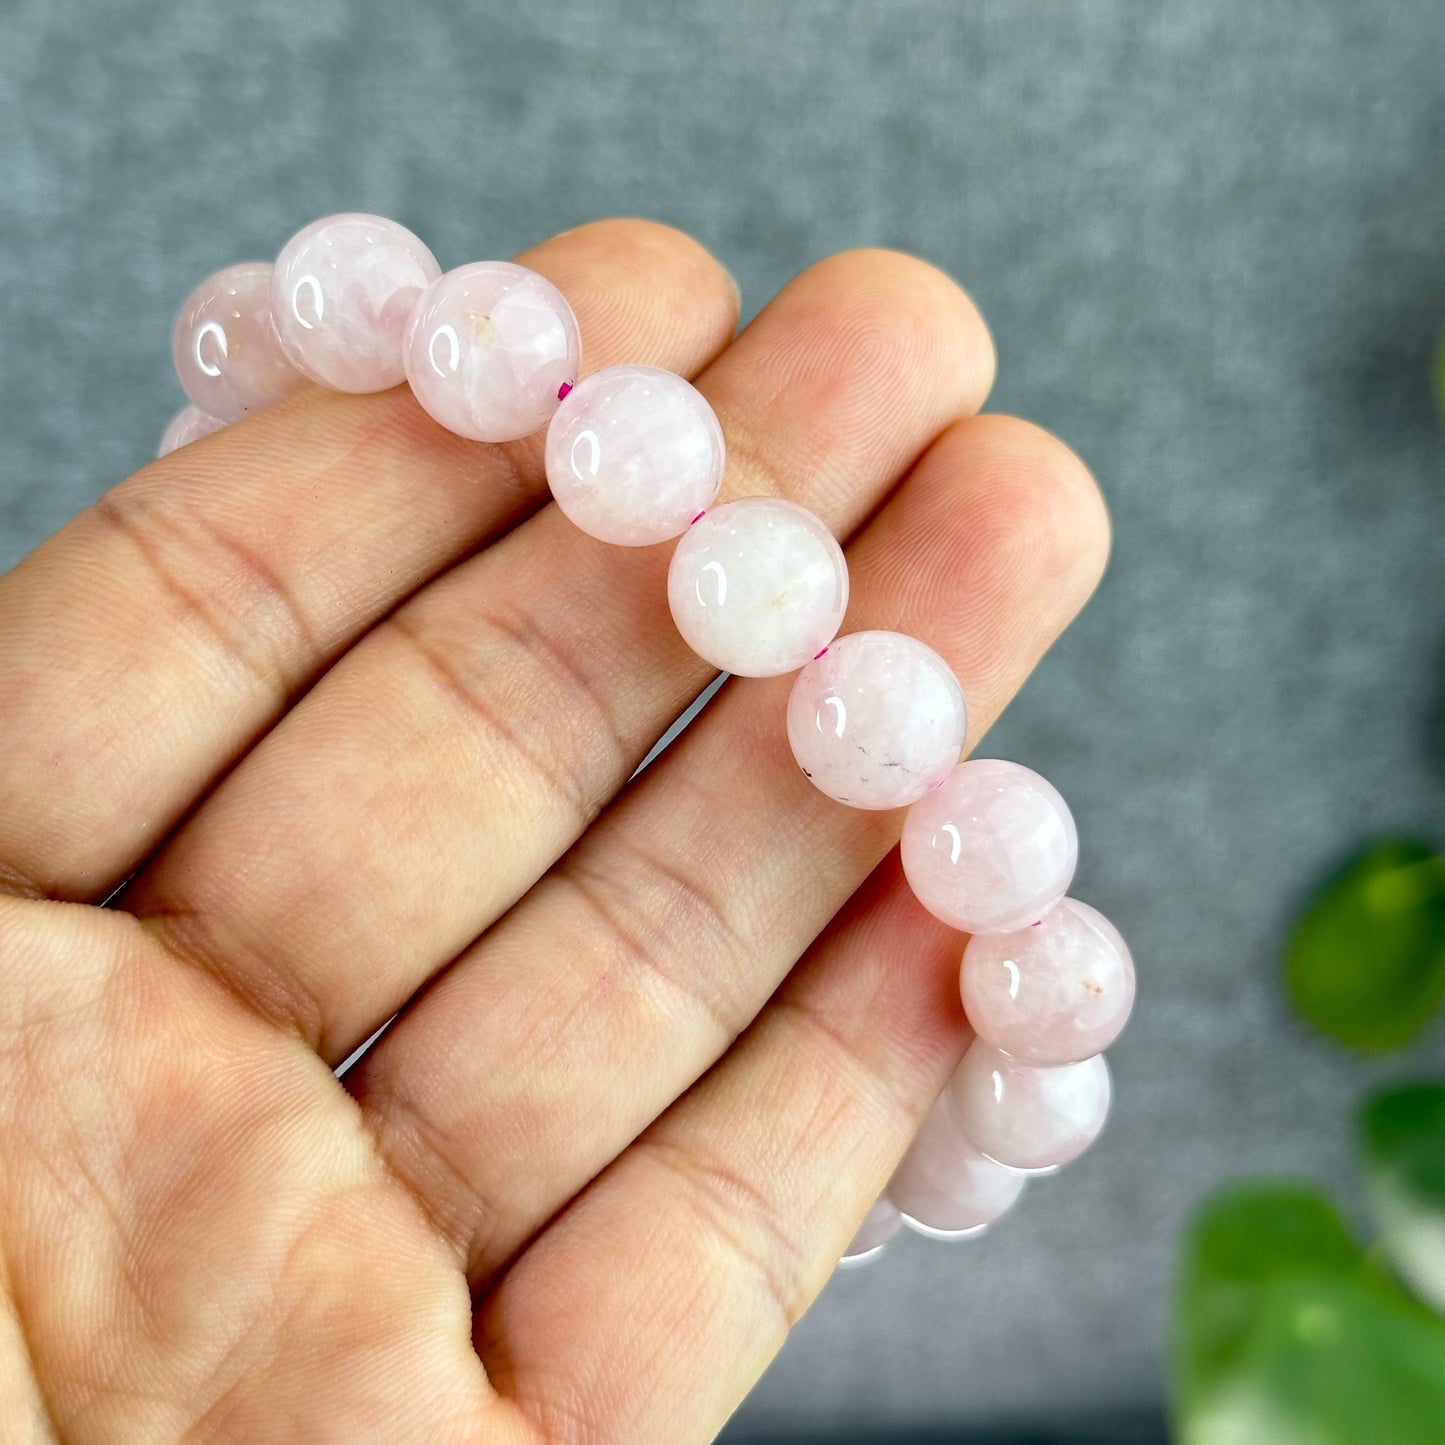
0,219,738,901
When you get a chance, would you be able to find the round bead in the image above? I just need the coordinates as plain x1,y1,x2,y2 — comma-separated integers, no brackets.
890,1094,1025,1239
157,404,225,457
962,898,1135,1067
946,1043,1111,1172
544,366,724,545
900,759,1078,934
786,631,966,809
403,261,581,442
171,262,303,422
271,212,441,393
838,1196,903,1268
666,498,848,676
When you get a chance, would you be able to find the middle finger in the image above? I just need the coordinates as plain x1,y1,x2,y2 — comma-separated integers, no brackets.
126,248,995,1060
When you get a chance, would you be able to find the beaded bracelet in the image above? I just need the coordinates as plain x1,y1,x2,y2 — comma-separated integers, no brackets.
160,212,1135,1269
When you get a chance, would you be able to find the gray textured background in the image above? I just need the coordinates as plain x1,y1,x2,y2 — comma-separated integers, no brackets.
3,1,1445,1439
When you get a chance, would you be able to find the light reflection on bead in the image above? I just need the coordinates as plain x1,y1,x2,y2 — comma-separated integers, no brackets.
157,404,225,457
545,365,724,545
666,497,848,676
403,261,580,442
838,1195,904,1268
787,630,966,809
890,1090,1025,1238
171,262,303,422
962,898,1135,1066
272,213,441,392
901,759,1078,934
947,1043,1111,1172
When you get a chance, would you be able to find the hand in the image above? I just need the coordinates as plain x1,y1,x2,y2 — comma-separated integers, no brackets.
0,220,1108,1445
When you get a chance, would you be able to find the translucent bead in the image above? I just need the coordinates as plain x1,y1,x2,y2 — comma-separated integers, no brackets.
271,212,441,393
403,261,580,442
900,759,1078,934
171,262,304,422
962,898,1135,1067
786,630,966,809
889,1091,1025,1239
838,1195,903,1268
947,1043,1111,1172
157,404,225,457
544,365,724,545
666,497,848,676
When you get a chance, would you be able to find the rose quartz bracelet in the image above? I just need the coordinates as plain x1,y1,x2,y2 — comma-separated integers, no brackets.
161,213,1135,1269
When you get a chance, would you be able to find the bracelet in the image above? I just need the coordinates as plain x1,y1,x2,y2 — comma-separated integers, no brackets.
161,212,1135,1268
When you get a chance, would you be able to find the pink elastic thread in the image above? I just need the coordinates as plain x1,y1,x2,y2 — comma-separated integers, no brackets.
557,380,574,400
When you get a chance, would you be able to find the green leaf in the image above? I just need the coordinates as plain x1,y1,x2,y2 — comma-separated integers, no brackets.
1173,1183,1445,1445
1360,1083,1445,1313
1286,839,1445,1050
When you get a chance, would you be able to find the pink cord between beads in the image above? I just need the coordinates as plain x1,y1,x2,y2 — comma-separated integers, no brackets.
557,380,574,400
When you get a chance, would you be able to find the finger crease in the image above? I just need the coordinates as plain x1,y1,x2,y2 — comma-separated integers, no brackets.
560,842,753,1049
386,613,611,837
638,1130,811,1333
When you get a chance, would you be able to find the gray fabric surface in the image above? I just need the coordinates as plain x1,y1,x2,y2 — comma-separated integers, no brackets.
3,1,1444,1437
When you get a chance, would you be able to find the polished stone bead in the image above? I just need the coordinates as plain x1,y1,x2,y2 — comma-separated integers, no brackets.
544,365,724,544
666,497,848,676
403,261,580,442
962,898,1135,1066
171,262,304,422
890,1091,1025,1239
901,759,1078,934
947,1043,1111,1172
838,1195,904,1268
156,404,225,457
271,212,441,392
786,630,966,809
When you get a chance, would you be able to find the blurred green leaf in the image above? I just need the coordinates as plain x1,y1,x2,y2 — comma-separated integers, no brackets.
1360,1083,1445,1313
1434,332,1445,423
1286,840,1445,1050
1174,1184,1445,1445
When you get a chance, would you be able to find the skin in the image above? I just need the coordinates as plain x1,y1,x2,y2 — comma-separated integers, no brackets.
0,219,1110,1445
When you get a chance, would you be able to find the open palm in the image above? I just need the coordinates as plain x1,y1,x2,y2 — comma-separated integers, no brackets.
0,219,1108,1445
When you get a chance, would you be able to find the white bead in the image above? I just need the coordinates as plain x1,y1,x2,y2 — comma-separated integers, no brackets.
404,261,581,442
889,1091,1025,1238
946,1043,1111,1172
666,498,848,676
901,759,1078,934
271,212,441,392
157,404,225,457
786,631,966,809
838,1196,903,1268
544,366,724,545
962,898,1135,1066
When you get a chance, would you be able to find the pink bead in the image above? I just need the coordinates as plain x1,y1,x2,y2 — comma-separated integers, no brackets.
544,365,725,545
900,759,1078,934
171,262,304,423
962,898,1135,1067
946,1043,1111,1172
889,1092,1025,1239
838,1196,904,1268
786,631,967,810
667,497,848,676
156,404,225,457
403,261,581,442
271,212,441,393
